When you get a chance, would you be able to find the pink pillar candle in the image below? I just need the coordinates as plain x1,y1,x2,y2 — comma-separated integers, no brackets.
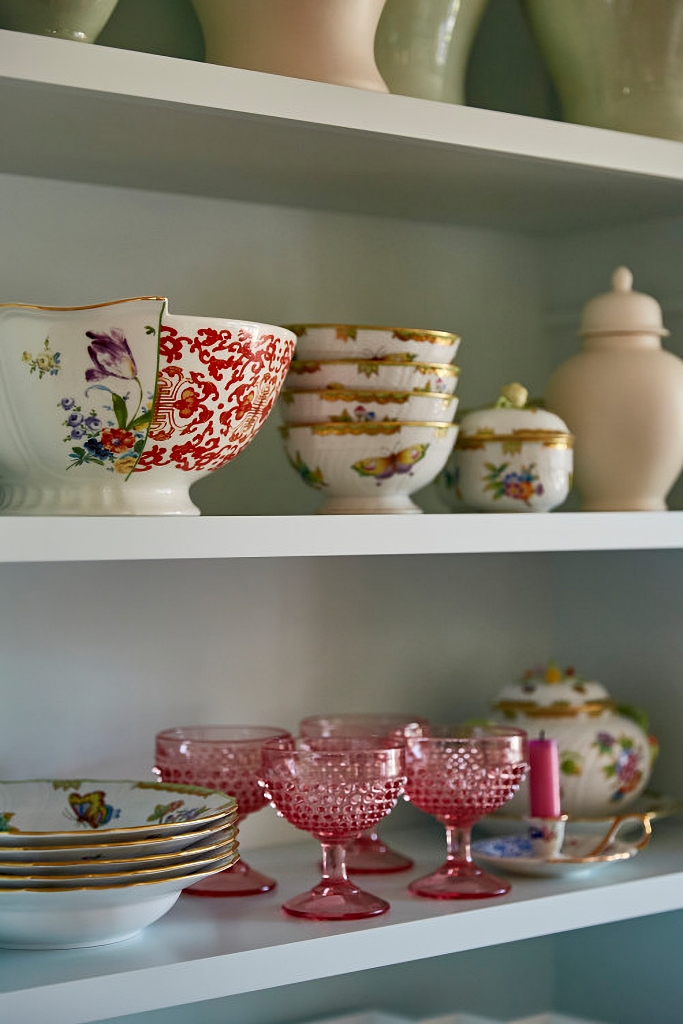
528,735,562,818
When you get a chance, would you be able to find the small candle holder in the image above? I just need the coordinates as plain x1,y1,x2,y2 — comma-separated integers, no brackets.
525,814,569,859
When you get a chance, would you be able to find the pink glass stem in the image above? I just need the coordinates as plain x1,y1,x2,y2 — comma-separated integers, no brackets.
183,857,276,898
409,820,510,899
345,827,414,874
283,839,390,920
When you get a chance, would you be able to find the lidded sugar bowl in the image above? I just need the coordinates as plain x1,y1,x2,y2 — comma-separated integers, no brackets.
492,663,658,817
439,382,573,511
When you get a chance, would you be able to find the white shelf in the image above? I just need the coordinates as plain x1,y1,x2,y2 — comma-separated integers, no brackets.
1,30,683,231
1,822,682,1024
0,511,681,563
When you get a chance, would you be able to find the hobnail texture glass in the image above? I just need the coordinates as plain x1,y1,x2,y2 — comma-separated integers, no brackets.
403,725,529,899
260,736,406,920
154,725,290,897
299,713,429,873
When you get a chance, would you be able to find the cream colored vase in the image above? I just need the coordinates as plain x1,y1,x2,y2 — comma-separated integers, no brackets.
545,267,683,512
192,0,389,92
375,0,488,103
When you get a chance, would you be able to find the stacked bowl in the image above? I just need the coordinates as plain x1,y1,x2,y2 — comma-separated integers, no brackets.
0,779,239,948
279,324,461,513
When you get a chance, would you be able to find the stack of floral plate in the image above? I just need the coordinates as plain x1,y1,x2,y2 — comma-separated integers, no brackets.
278,324,461,514
0,778,239,949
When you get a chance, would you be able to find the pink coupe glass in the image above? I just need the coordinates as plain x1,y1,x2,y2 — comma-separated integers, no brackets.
403,725,529,899
260,735,406,920
299,713,429,873
154,725,291,897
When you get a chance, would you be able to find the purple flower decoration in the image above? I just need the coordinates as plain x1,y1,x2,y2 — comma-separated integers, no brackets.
60,397,76,410
85,415,102,431
67,412,83,427
85,329,138,382
70,427,86,440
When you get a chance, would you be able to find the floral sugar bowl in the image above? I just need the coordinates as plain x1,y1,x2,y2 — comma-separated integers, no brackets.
492,663,658,817
439,383,573,511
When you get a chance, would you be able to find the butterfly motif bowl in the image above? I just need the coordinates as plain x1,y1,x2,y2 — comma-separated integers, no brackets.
286,323,460,364
279,420,459,514
279,387,459,425
0,297,296,515
284,358,460,395
0,779,237,846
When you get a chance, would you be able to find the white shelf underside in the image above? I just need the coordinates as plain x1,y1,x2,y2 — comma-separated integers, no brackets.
1,823,682,1024
0,512,681,563
1,31,683,231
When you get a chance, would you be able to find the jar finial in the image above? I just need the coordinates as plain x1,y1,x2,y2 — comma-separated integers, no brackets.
612,266,633,293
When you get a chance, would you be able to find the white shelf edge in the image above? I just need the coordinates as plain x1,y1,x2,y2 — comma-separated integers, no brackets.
0,512,681,563
2,28,683,185
1,824,682,1024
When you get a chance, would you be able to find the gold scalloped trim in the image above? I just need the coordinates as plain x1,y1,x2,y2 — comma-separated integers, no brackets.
494,699,614,719
279,421,456,438
288,359,460,374
457,429,574,450
285,323,459,343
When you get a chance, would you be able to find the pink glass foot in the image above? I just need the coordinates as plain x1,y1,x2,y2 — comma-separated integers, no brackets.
345,832,414,874
183,858,276,898
409,858,510,899
283,877,389,920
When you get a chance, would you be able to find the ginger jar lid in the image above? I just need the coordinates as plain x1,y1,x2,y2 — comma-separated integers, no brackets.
456,383,572,446
492,663,613,718
580,266,669,338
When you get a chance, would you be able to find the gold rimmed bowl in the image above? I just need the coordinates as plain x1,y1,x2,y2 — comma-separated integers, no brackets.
280,420,459,514
285,358,460,395
279,387,459,425
286,323,460,364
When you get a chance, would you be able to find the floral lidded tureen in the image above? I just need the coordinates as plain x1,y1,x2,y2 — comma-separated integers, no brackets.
439,382,573,511
492,663,658,817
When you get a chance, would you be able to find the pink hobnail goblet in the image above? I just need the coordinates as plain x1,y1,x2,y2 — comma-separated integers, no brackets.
260,736,406,920
299,713,429,873
402,725,529,899
154,725,291,897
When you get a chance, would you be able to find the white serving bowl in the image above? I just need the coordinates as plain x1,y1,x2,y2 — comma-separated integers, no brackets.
0,298,295,515
280,421,459,514
0,870,222,949
0,779,237,846
285,358,460,395
279,387,459,425
287,323,460,364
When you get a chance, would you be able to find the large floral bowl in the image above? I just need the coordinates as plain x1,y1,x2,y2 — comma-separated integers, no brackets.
279,387,459,425
280,420,459,514
285,358,460,395
0,297,296,515
0,780,237,846
287,323,460,364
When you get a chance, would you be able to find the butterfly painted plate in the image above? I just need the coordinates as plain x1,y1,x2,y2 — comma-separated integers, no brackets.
472,834,642,878
0,780,237,845
0,843,240,888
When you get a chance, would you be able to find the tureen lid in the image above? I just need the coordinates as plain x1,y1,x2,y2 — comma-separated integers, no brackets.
457,383,572,442
493,663,612,717
580,266,669,338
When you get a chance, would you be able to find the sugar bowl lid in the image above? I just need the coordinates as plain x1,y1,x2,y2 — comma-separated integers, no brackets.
457,383,572,445
580,266,669,338
493,663,612,717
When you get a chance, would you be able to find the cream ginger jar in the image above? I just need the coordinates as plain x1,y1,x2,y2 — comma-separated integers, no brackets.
492,664,658,818
545,267,683,511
